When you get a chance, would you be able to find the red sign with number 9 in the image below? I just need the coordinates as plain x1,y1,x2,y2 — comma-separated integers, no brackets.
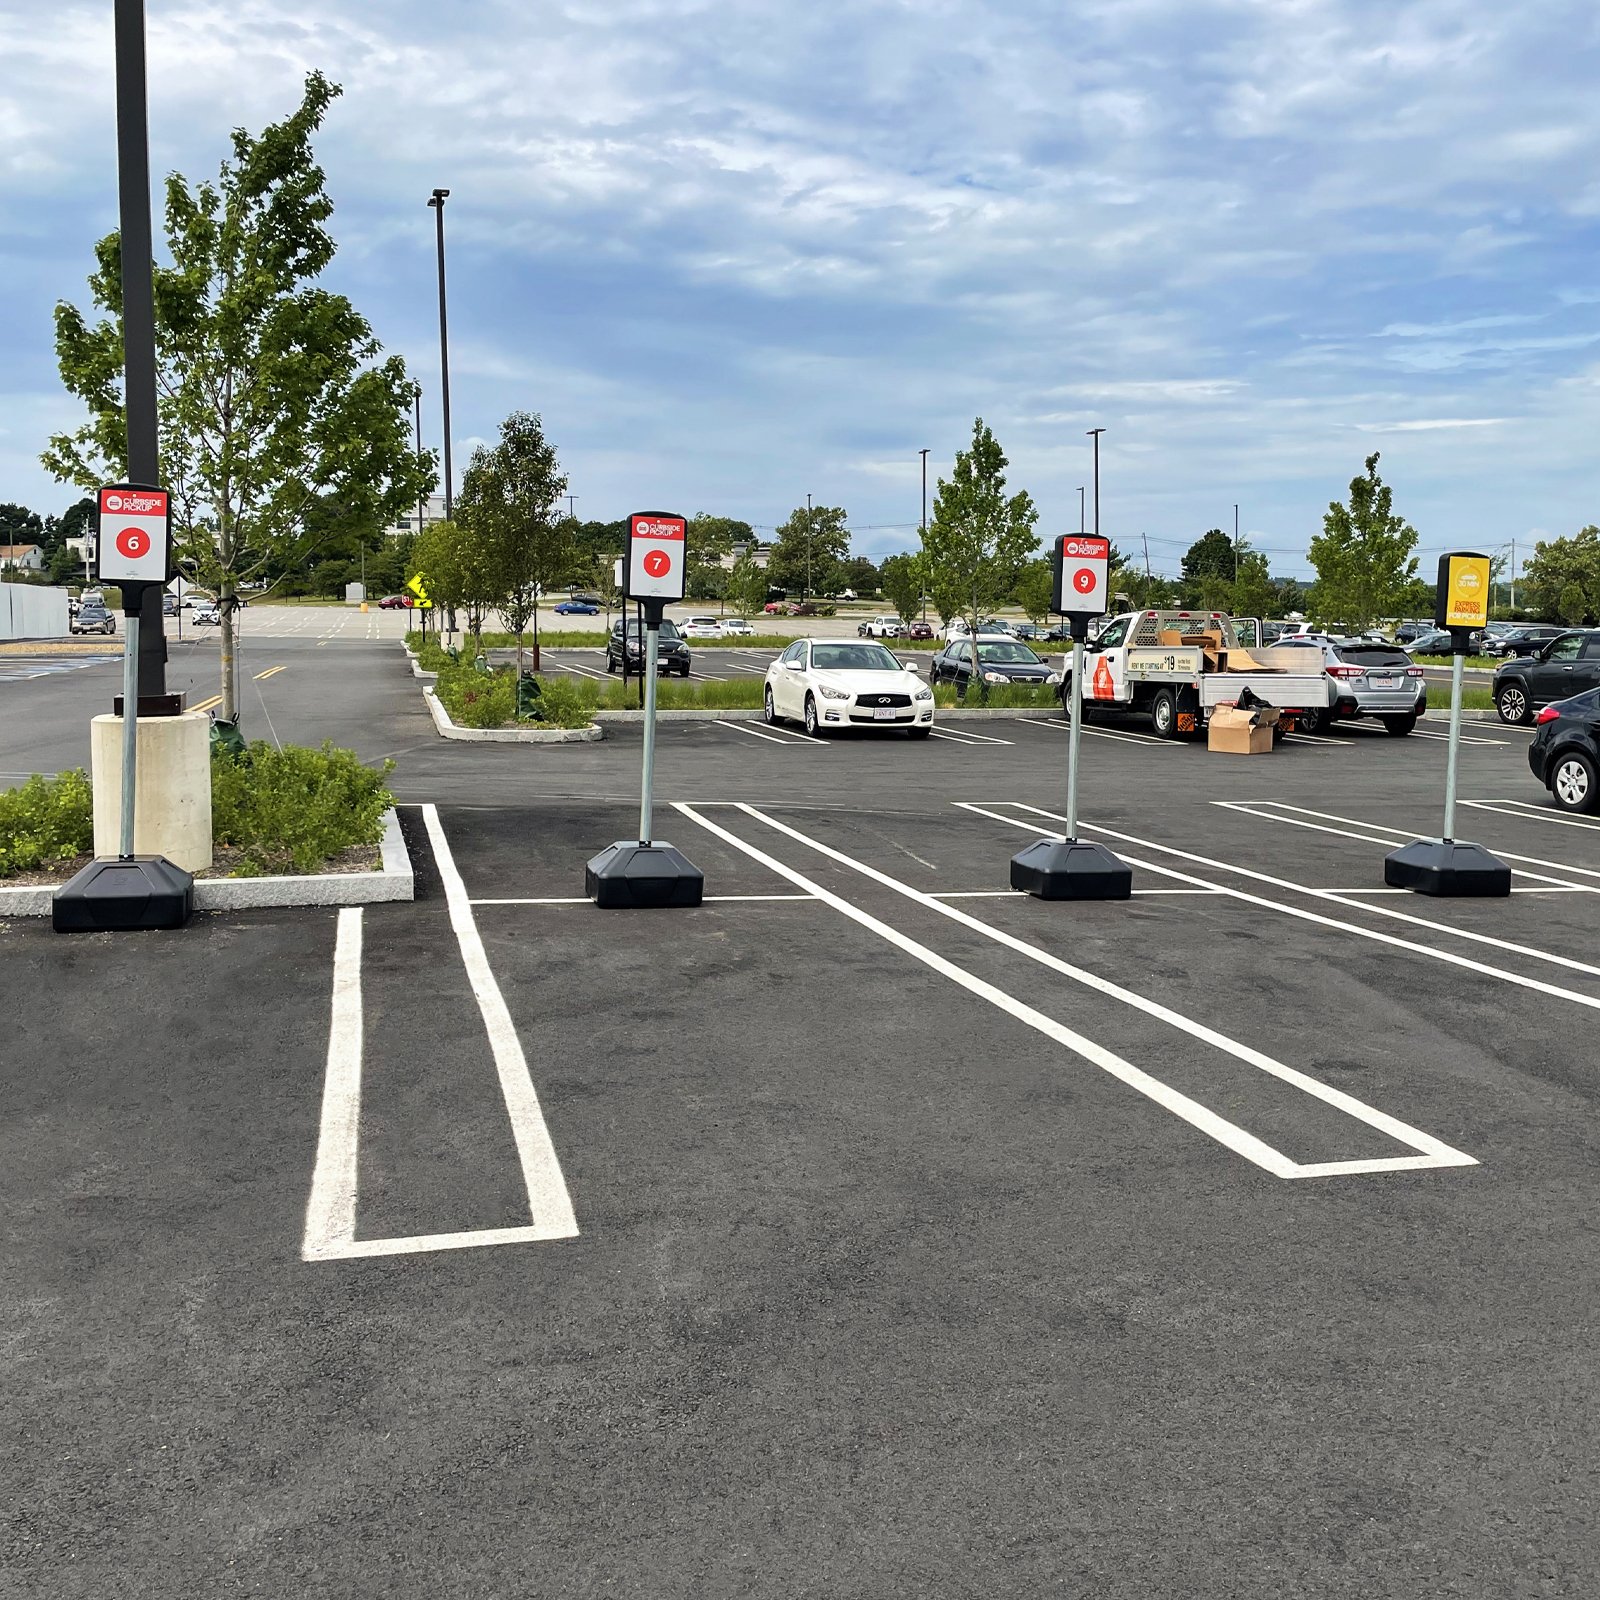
1073,567,1096,594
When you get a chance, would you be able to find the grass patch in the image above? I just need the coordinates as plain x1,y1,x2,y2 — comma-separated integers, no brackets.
932,682,1059,709
1410,654,1498,670
0,770,94,878
405,627,954,653
1440,686,1496,711
210,742,395,876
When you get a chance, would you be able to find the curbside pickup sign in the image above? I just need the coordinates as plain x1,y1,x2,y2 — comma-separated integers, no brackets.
1052,533,1111,617
96,484,171,587
625,512,687,602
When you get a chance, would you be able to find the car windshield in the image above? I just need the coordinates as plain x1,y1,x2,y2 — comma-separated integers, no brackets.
625,621,681,639
725,619,747,627
974,642,1043,664
811,643,901,672
1335,647,1410,667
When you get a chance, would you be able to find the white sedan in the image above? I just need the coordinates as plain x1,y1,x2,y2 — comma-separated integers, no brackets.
765,638,934,737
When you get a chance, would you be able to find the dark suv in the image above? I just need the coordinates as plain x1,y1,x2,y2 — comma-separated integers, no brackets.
1493,631,1600,724
605,618,691,676
1483,624,1566,660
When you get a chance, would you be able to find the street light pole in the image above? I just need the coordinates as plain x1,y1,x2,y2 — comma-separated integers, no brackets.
1078,486,1085,535
919,448,930,622
806,491,812,601
413,381,424,530
114,0,166,702
1087,430,1105,539
427,189,453,521
1234,502,1240,582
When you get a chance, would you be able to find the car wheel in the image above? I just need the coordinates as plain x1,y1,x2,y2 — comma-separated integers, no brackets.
605,654,616,673
1297,706,1329,735
1496,683,1531,725
1550,751,1599,813
804,694,821,736
678,664,690,678
1381,713,1417,736
764,685,779,724
1150,688,1178,739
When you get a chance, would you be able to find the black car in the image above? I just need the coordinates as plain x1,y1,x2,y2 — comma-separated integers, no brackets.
1528,688,1600,812
1492,630,1600,724
1406,628,1482,656
929,636,1054,695
1484,623,1566,660
605,617,691,676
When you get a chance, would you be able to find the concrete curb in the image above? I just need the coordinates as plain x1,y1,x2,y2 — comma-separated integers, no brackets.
424,685,604,743
1422,708,1506,723
0,807,414,919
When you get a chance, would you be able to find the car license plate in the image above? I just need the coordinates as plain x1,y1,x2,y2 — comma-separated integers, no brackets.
873,706,898,720
1371,675,1397,687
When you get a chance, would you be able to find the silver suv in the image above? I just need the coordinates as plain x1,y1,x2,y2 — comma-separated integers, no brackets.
1276,639,1426,735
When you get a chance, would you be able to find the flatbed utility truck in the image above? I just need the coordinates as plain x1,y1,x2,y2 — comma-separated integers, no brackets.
1062,610,1334,739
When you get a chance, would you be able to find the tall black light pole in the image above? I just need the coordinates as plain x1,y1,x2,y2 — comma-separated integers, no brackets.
412,381,424,528
428,189,453,520
919,448,930,621
806,491,812,601
115,0,166,702
1087,429,1105,539
1078,486,1086,535
1233,502,1240,582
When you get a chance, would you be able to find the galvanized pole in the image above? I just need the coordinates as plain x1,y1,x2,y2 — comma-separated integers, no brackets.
120,611,140,858
114,0,166,700
1065,636,1085,840
639,621,661,845
1442,650,1465,841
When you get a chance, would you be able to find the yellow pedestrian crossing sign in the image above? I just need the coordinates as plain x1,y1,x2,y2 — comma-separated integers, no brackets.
406,573,433,608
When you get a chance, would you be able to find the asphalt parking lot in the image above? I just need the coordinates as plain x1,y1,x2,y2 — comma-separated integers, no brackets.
5,685,1599,1596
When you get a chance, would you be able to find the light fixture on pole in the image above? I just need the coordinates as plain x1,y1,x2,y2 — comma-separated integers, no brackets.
427,189,453,521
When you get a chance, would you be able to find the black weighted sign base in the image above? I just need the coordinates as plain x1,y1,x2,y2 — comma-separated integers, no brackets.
1383,838,1510,897
586,841,705,909
53,856,194,932
1010,838,1132,901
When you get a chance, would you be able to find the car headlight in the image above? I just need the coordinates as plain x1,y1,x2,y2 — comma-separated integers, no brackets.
982,670,1008,684
1045,672,1062,686
818,685,850,701
914,687,933,702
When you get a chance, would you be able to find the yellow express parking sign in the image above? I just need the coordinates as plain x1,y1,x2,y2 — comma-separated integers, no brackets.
1439,552,1490,629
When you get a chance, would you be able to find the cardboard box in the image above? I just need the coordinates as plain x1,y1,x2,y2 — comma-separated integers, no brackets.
1208,704,1279,755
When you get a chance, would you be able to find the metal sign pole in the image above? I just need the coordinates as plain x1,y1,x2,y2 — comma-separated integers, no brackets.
1442,650,1465,842
120,608,140,859
639,621,661,846
1065,636,1085,840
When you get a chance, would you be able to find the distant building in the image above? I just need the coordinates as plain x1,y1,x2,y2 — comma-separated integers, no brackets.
384,495,448,538
0,543,44,574
721,541,770,572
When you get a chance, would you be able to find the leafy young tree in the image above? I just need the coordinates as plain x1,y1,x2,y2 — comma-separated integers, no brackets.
0,503,45,550
841,556,881,597
1180,528,1236,604
921,418,1040,685
1521,526,1600,623
1558,582,1588,626
1230,547,1276,621
454,410,570,670
1307,452,1419,632
726,550,769,618
411,519,496,642
43,72,431,724
879,552,924,622
767,503,849,597
1013,556,1054,624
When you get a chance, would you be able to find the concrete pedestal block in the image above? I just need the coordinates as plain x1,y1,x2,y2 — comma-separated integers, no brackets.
90,711,213,873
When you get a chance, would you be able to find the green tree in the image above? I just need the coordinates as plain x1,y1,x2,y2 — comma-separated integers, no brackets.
43,72,432,724
1230,547,1276,621
841,556,881,597
455,410,570,670
726,550,769,618
1014,556,1054,623
767,503,849,598
1521,526,1600,623
0,504,44,550
921,418,1040,687
412,519,495,642
1306,453,1419,632
1180,529,1236,602
1558,582,1588,626
879,552,924,622
686,564,728,603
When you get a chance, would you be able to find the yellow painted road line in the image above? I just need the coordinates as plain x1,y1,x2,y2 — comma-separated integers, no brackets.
253,664,287,680
191,694,223,712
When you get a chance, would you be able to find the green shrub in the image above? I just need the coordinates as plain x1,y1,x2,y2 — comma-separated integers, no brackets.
527,675,597,728
0,770,94,877
211,742,394,876
435,661,517,728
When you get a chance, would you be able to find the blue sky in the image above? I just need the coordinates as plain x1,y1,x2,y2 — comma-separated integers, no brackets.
3,0,1599,578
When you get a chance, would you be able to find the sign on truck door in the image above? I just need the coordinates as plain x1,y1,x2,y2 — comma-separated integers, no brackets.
1086,615,1130,703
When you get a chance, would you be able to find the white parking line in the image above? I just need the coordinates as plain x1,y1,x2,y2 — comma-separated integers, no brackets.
930,726,1015,746
1461,798,1600,833
301,811,579,1262
1009,716,1173,747
713,719,794,744
470,893,815,905
676,803,1474,1181
971,801,1600,1011
1220,800,1600,886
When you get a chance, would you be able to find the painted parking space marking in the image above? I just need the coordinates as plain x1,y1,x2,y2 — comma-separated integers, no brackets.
714,719,824,746
676,802,1475,1182
1009,717,1174,747
1219,800,1600,887
0,654,120,682
301,807,577,1261
1461,798,1600,833
929,726,1014,746
967,801,1600,1012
